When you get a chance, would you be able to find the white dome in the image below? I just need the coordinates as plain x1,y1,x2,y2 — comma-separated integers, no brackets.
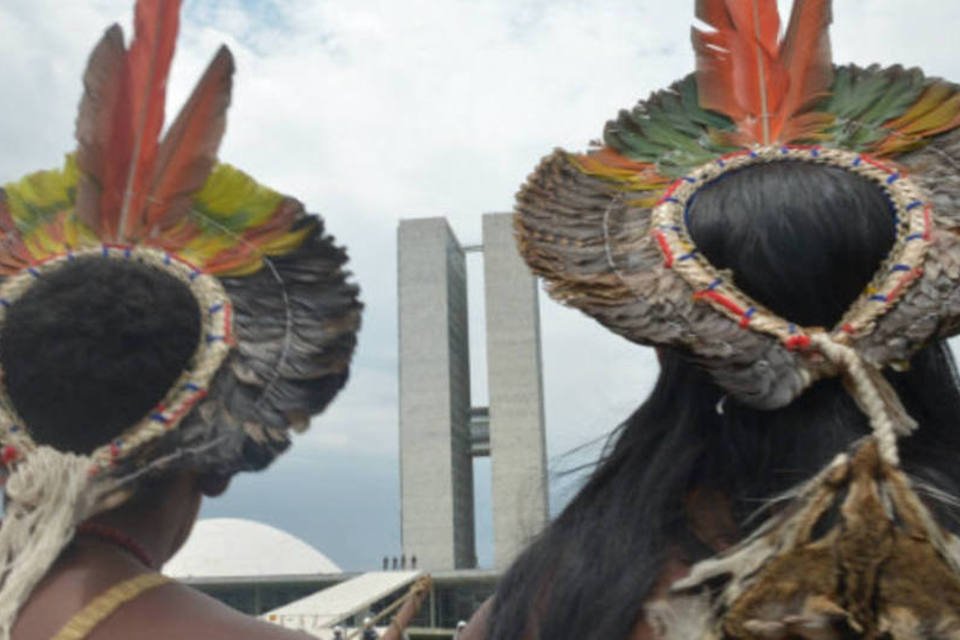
164,518,341,578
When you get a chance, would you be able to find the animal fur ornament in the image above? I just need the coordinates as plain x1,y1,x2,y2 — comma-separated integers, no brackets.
514,0,960,637
650,438,960,639
0,1,360,637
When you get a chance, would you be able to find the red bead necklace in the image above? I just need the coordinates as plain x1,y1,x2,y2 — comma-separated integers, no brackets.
75,523,156,570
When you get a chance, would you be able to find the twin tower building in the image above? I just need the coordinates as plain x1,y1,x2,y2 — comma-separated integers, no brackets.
398,214,548,571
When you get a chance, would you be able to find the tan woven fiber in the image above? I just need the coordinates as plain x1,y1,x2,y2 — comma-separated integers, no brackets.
0,246,233,477
50,573,170,640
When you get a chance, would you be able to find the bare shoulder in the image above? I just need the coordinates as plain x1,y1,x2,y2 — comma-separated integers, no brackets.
460,597,493,640
94,579,314,640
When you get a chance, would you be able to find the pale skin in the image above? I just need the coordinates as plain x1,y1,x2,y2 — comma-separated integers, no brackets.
11,472,313,640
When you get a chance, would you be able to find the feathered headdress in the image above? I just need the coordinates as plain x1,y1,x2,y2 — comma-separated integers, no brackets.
0,1,360,635
516,0,960,635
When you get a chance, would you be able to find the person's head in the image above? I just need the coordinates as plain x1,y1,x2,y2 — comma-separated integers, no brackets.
1,257,200,454
489,161,960,639
0,257,228,551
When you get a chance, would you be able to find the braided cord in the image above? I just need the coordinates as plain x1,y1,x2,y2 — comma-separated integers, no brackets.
809,334,903,464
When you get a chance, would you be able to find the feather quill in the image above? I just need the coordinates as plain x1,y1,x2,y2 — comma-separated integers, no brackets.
693,0,833,145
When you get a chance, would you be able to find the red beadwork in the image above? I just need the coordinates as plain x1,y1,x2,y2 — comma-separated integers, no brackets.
1,445,18,465
652,231,675,268
693,289,746,317
655,179,684,206
718,149,752,163
785,335,812,351
861,155,898,174
786,144,822,153
165,388,209,428
886,267,924,303
76,522,156,569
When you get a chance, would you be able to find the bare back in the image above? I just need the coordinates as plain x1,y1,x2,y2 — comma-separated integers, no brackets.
13,545,311,640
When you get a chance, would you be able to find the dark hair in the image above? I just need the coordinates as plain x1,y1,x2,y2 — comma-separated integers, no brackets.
487,162,960,639
0,257,201,454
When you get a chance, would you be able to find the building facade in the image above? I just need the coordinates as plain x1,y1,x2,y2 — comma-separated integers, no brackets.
398,219,475,570
397,214,548,571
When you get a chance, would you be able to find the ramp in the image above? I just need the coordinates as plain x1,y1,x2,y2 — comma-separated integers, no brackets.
262,570,423,636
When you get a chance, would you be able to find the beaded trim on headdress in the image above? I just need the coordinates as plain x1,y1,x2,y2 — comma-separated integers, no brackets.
650,145,930,350
0,246,233,477
515,0,960,635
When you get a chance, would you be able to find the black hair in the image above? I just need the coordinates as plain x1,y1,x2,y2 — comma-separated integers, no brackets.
0,257,201,454
487,162,960,639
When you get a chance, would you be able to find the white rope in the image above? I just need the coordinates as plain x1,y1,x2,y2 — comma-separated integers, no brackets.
0,447,98,640
808,334,913,465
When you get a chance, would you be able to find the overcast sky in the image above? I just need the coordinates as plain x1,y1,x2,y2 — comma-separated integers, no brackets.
2,0,960,571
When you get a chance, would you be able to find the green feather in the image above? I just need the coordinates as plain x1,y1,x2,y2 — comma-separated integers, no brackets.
604,75,735,175
821,65,926,150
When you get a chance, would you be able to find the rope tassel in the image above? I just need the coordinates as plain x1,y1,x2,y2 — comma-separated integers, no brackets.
809,334,916,465
0,448,97,640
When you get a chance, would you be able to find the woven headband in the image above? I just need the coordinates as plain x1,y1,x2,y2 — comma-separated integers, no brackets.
0,246,233,478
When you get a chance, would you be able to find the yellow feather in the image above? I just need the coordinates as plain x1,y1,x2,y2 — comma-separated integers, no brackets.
876,83,960,155
193,163,285,229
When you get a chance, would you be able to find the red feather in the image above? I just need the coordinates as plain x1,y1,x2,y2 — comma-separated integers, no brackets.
144,46,234,231
778,0,833,141
693,0,833,145
73,0,182,242
117,0,181,240
74,25,128,238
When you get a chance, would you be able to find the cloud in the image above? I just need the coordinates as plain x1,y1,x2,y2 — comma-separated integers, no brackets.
2,0,960,570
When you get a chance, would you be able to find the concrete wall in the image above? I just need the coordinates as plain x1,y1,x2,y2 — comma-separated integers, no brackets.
482,213,548,569
398,218,476,571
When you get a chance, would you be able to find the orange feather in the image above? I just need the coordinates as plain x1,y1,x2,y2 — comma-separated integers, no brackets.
693,0,833,145
144,46,234,232
118,0,181,239
778,0,833,141
73,0,182,242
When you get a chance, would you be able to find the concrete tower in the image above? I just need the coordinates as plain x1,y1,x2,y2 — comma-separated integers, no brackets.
398,219,476,570
482,213,548,569
398,213,547,572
